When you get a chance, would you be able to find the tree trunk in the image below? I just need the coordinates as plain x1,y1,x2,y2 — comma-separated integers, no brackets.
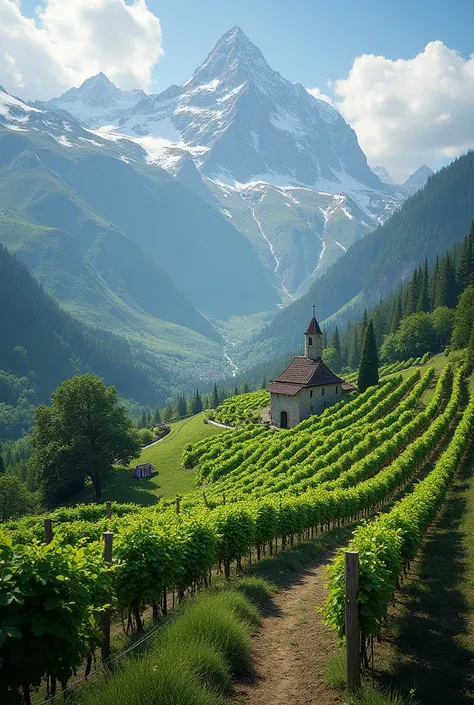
132,602,143,631
92,473,103,498
85,655,93,678
23,684,31,705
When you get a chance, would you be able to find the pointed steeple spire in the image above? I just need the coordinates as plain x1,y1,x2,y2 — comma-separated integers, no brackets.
305,305,323,336
305,306,323,358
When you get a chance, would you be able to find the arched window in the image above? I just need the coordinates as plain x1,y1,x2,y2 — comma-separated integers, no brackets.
308,336,313,346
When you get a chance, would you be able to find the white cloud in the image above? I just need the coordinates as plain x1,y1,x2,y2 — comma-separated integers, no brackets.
0,0,163,100
333,41,474,181
306,86,334,106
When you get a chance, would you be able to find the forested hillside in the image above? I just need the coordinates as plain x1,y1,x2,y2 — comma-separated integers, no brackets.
233,218,474,385
325,219,474,370
0,244,165,439
242,151,474,367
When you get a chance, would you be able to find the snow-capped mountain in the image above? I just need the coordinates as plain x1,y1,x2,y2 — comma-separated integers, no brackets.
48,73,145,128
0,84,146,161
401,165,434,196
0,85,43,128
118,27,388,193
45,28,422,298
0,84,280,379
97,27,403,295
372,166,395,185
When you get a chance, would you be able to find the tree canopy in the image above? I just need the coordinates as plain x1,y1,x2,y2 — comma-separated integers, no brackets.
358,319,379,393
0,474,33,522
451,286,474,350
29,375,141,505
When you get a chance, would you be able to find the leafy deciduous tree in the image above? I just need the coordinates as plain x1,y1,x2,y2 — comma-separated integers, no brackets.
0,475,33,522
380,312,438,362
29,375,141,504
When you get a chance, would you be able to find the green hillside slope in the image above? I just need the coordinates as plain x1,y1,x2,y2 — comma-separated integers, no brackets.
0,128,279,321
0,244,171,438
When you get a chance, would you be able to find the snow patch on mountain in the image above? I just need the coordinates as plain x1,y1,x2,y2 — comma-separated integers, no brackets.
0,88,41,127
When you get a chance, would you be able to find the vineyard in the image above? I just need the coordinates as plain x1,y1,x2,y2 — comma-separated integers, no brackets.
209,389,270,426
343,351,431,385
2,359,474,704
206,353,432,429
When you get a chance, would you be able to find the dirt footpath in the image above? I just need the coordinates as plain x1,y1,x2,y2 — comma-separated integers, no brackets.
233,554,342,705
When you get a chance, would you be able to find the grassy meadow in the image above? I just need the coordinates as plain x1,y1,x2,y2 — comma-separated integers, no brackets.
73,412,225,505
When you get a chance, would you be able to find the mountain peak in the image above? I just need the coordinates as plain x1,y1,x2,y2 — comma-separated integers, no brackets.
49,72,145,128
219,25,253,46
413,164,433,176
402,164,434,195
372,165,395,185
79,72,116,90
185,26,273,89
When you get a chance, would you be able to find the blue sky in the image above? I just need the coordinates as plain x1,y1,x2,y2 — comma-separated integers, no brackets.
21,0,473,92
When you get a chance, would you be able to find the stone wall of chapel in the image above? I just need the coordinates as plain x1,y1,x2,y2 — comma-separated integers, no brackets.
270,384,341,428
270,392,300,428
298,384,340,420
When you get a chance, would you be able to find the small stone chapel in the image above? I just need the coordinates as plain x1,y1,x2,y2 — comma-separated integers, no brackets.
269,308,345,428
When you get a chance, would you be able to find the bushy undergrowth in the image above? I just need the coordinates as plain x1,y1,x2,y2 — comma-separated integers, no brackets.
79,578,271,705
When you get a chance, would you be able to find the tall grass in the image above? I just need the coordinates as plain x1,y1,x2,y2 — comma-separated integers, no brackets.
323,650,418,705
345,684,419,705
79,578,272,705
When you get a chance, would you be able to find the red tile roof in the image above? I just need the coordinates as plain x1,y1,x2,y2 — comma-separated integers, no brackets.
305,316,323,335
268,356,344,396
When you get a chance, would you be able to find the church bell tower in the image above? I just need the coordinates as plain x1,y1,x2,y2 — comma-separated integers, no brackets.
305,305,323,359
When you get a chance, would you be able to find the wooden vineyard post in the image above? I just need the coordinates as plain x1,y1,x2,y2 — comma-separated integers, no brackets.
176,495,181,514
44,518,53,544
101,531,114,665
345,550,361,691
106,501,112,519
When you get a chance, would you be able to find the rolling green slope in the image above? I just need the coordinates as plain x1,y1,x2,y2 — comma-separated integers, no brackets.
0,131,233,376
